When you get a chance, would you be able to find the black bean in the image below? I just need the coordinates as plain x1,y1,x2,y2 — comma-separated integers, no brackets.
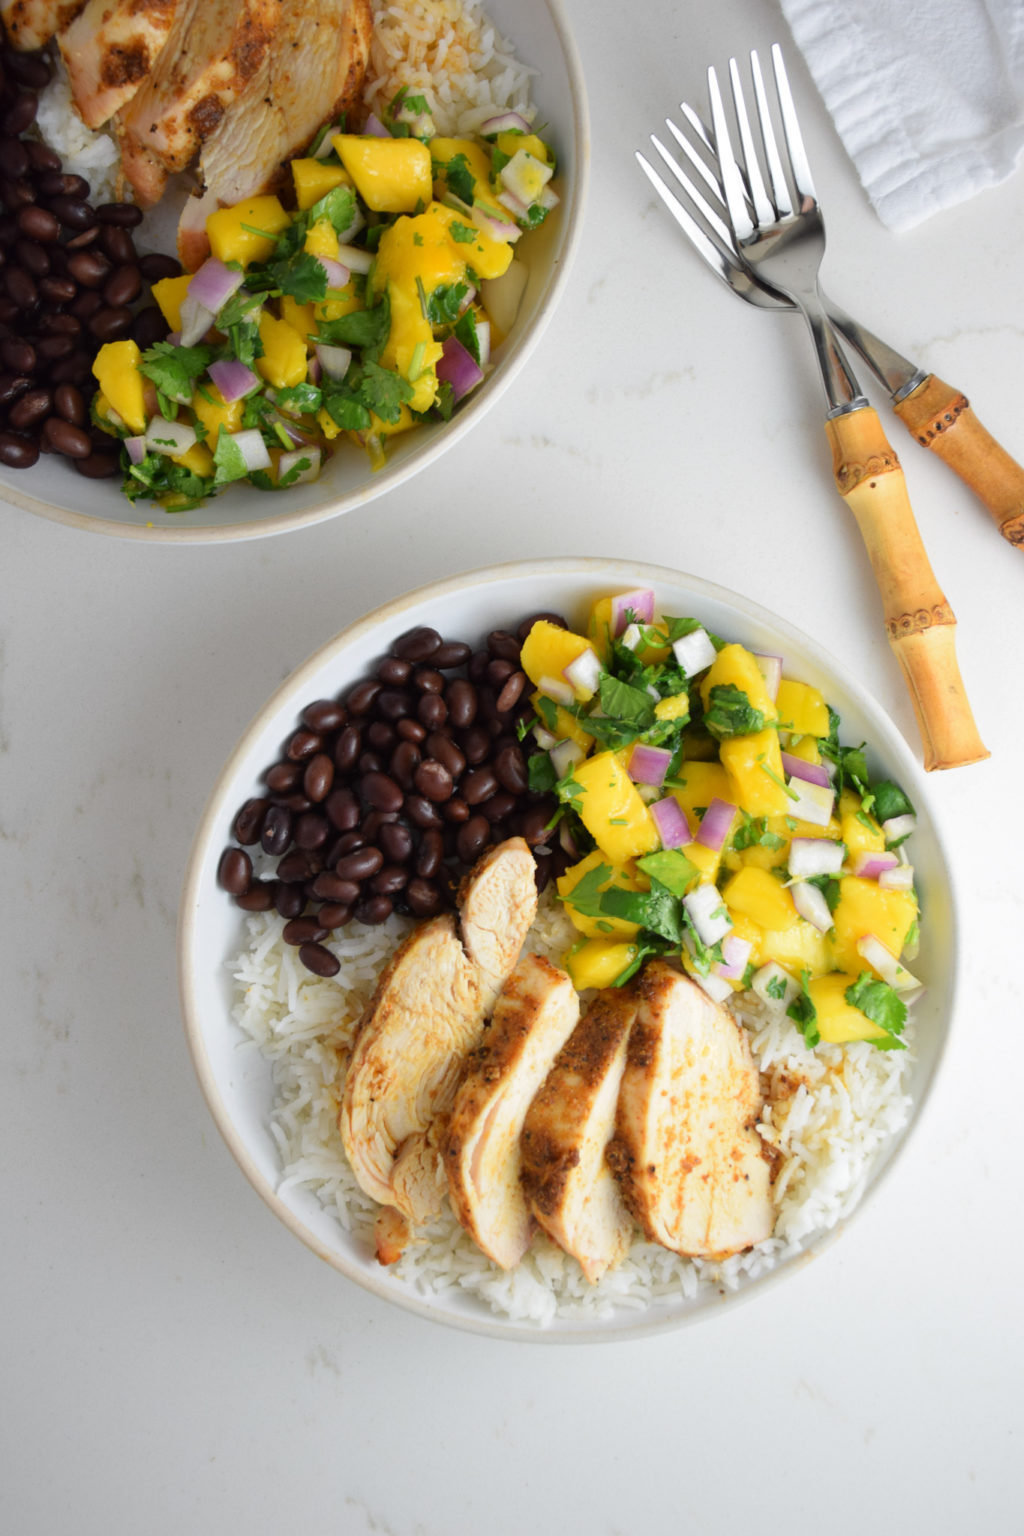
275,849,322,883
261,804,293,856
328,830,365,861
273,882,305,919
445,678,477,728
265,761,300,792
87,304,132,341
294,811,330,850
309,872,361,905
405,878,443,917
494,741,528,794
413,759,453,802
25,140,61,173
463,765,499,805
415,828,444,878
233,797,269,845
7,53,50,89
100,226,136,265
54,384,87,427
2,94,38,137
396,717,426,743
302,699,346,733
404,794,443,830
302,752,334,803
378,821,413,864
376,688,412,721
487,630,521,662
36,333,75,363
9,387,51,431
354,895,393,926
518,803,557,846
376,655,411,685
1,334,36,373
131,304,168,350
417,693,447,730
73,450,119,478
516,611,567,642
4,264,37,310
425,732,465,781
97,201,144,227
372,865,408,897
333,723,362,772
103,264,141,308
362,809,397,842
41,416,91,458
65,225,101,252
481,790,517,824
360,770,403,813
495,670,527,713
412,667,444,694
38,171,89,199
334,846,384,882
345,678,381,716
0,429,37,467
392,625,441,663
432,641,472,668
298,942,340,977
366,720,396,753
0,370,30,406
357,751,383,775
325,786,360,832
48,196,95,232
317,903,353,929
138,251,182,281
286,728,322,761
283,917,328,946
389,739,421,790
457,816,490,864
39,275,76,305
217,847,252,895
440,795,469,824
16,203,58,242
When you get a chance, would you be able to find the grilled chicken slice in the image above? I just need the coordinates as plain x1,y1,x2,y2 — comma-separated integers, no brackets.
176,0,371,269
59,0,180,130
520,986,638,1283
1,0,85,51
340,839,539,1228
114,0,276,206
340,914,482,1211
457,837,538,1012
606,962,774,1260
445,954,579,1269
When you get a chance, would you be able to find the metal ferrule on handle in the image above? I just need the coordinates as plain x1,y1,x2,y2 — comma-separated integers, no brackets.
824,405,989,770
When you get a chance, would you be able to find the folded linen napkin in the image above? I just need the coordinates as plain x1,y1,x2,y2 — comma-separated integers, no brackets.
779,0,1024,229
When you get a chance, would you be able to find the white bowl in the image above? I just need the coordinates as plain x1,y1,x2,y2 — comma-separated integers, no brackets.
3,0,588,544
179,558,957,1340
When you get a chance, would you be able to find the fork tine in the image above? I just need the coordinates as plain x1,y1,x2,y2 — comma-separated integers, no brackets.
771,42,816,205
750,50,794,218
707,64,754,241
635,149,742,292
727,57,775,224
652,131,734,248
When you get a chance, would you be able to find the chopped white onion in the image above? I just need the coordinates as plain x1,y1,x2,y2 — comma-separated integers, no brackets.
475,318,491,369
791,880,834,933
883,813,917,846
751,962,798,1011
671,626,717,676
178,291,216,348
682,883,732,946
277,447,321,486
562,646,602,698
533,725,558,751
786,778,834,827
335,242,373,275
537,675,575,708
230,429,272,473
879,863,915,891
144,415,197,456
549,738,585,779
752,652,783,700
856,935,921,991
693,969,734,1004
620,623,642,651
787,837,844,880
315,342,352,381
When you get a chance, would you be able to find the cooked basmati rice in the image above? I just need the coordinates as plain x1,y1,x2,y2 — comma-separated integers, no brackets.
35,68,120,203
229,889,914,1327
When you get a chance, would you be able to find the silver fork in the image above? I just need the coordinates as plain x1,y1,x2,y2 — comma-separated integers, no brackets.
637,74,1024,551
642,47,987,770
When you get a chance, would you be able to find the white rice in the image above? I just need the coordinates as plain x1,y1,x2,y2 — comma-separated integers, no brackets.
229,892,914,1328
362,0,537,135
35,68,121,203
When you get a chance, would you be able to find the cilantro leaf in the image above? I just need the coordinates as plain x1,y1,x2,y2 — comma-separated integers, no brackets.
274,381,322,416
786,969,820,1048
559,863,612,918
527,751,557,794
426,281,469,326
703,684,765,740
449,220,477,244
441,151,475,203
765,973,789,1000
636,848,699,897
844,972,908,1048
211,431,250,487
317,295,390,357
871,780,915,823
138,342,213,404
601,881,683,944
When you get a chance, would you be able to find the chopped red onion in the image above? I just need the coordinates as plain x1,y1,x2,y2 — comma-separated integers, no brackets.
752,652,783,700
715,933,753,980
781,751,831,788
751,962,798,1010
879,863,915,891
696,797,736,851
786,779,834,827
208,357,261,403
363,114,389,138
671,626,717,677
145,415,197,456
480,111,533,135
475,319,491,368
610,588,655,636
178,291,216,349
306,356,322,385
650,796,692,849
166,330,181,346
855,935,921,991
476,204,522,242
125,434,146,465
189,257,245,316
336,242,373,275
787,837,844,880
313,122,343,156
627,742,671,788
316,255,350,290
315,342,352,381
562,646,602,698
682,884,732,946
852,850,900,880
550,739,585,779
436,335,484,401
792,880,833,933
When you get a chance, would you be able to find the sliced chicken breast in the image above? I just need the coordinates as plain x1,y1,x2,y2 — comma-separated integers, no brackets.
59,0,180,130
340,914,483,1211
445,953,579,1270
520,986,639,1283
606,961,774,1260
1,0,85,52
176,0,371,269
457,836,538,1011
340,839,539,1227
114,0,276,206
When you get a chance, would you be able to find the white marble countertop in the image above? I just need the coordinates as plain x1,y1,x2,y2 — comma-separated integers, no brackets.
3,0,1022,1529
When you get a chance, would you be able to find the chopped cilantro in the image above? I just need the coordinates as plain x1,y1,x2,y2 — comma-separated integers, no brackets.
703,684,765,740
872,780,915,823
844,972,907,1048
765,973,789,1000
786,969,820,1048
449,220,477,243
138,342,213,404
636,848,699,897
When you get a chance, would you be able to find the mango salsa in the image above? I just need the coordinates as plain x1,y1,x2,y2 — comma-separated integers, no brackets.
333,134,433,212
573,751,659,863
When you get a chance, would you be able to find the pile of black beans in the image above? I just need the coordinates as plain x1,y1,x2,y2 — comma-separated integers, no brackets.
218,615,572,977
0,43,178,475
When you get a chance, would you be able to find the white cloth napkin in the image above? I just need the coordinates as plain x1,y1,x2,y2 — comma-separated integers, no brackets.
779,0,1024,230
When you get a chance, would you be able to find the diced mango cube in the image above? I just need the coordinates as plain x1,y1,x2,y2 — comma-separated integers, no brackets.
191,384,244,440
720,728,791,816
521,620,599,701
839,787,885,858
430,137,493,202
654,693,689,723
91,339,147,433
279,295,316,343
759,919,833,979
777,679,830,737
686,839,724,886
723,865,798,932
573,750,659,864
669,761,732,825
530,689,593,752
809,973,891,1044
256,311,309,389
495,131,554,167
206,195,290,267
830,876,918,973
557,851,645,938
150,274,193,333
565,937,638,991
304,217,341,261
172,440,214,476
334,134,432,213
291,157,352,211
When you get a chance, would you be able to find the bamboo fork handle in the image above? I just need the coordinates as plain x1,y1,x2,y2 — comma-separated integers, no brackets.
824,406,989,771
893,373,1024,546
